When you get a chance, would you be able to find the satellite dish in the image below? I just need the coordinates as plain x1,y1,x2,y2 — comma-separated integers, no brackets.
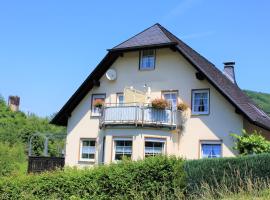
106,69,117,81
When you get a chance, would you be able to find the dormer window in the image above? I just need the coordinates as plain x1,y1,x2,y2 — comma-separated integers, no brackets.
139,49,156,70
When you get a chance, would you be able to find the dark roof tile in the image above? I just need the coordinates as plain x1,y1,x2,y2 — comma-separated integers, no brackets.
112,24,172,50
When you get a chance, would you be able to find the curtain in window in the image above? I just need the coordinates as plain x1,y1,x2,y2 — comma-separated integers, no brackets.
145,141,164,157
141,50,155,69
201,144,221,158
115,140,132,160
81,141,95,159
194,92,208,113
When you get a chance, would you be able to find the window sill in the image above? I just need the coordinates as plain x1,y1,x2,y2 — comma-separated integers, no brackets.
91,113,101,117
191,113,210,116
139,68,155,71
78,159,95,163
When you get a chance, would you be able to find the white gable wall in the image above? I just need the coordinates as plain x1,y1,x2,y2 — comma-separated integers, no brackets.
65,48,243,166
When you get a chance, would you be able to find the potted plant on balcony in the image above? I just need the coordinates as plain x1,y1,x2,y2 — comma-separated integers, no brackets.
93,99,104,113
151,98,169,110
176,102,190,130
150,98,169,123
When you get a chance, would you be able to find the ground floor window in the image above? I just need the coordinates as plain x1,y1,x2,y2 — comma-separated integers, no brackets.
145,138,165,157
80,139,96,162
114,138,132,161
201,142,222,158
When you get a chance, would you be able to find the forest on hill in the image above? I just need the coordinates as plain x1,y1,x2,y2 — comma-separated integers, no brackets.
243,90,270,115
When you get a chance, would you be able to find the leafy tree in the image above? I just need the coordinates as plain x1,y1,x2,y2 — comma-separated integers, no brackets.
231,130,270,155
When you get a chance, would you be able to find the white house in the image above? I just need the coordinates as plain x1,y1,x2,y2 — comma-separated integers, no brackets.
51,24,270,167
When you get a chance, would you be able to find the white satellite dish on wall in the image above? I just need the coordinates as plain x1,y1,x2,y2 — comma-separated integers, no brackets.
106,69,117,81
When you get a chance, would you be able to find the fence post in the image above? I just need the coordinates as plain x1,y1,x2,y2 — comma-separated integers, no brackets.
44,137,49,157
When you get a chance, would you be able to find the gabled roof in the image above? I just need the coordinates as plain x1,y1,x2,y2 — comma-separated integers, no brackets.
51,23,270,131
111,24,176,51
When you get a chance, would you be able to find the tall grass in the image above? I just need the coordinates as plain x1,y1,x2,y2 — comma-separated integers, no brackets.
187,170,270,200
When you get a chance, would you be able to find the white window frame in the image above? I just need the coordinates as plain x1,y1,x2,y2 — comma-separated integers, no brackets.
113,137,133,161
144,138,166,157
116,93,124,106
162,91,178,110
91,94,106,116
192,89,210,115
79,138,96,162
139,49,156,70
200,141,222,159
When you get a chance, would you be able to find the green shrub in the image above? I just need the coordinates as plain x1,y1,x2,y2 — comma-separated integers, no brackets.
0,142,26,177
231,130,270,155
0,156,185,200
184,153,270,196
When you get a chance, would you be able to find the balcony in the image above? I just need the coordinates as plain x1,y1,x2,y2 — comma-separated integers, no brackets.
99,104,178,129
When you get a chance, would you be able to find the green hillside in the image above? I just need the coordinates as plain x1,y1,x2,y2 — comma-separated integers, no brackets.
0,95,65,176
243,90,270,115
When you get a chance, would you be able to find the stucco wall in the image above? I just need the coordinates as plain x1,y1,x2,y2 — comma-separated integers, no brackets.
65,48,243,167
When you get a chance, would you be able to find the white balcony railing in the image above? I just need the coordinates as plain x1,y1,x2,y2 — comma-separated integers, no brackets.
99,104,177,129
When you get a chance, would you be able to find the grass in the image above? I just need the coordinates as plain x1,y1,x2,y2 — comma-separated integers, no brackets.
187,176,270,200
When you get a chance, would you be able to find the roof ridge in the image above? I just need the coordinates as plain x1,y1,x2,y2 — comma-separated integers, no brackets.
112,23,173,49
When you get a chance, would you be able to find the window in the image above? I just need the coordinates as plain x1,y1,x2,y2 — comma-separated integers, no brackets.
140,49,156,70
116,93,124,105
80,139,96,162
114,138,132,161
192,89,210,114
201,142,221,158
91,94,105,116
162,91,178,110
145,138,165,157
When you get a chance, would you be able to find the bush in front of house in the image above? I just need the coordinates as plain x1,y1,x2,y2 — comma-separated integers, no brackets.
0,142,26,177
184,153,270,196
231,130,270,155
2,154,270,199
0,156,186,200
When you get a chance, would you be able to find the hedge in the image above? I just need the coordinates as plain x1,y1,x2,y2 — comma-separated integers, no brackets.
184,153,270,194
2,154,270,199
0,156,185,200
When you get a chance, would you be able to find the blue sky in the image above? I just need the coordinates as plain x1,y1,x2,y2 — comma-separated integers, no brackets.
0,0,269,117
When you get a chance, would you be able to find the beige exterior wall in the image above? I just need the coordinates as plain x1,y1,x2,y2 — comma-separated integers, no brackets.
65,48,243,167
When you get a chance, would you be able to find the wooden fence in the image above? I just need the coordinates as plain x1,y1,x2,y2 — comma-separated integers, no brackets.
28,156,65,173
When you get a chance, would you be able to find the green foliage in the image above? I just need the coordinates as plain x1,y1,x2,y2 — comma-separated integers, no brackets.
184,153,270,196
0,95,66,177
231,130,270,155
0,142,27,177
2,154,270,199
0,95,65,154
0,156,186,200
243,89,270,115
